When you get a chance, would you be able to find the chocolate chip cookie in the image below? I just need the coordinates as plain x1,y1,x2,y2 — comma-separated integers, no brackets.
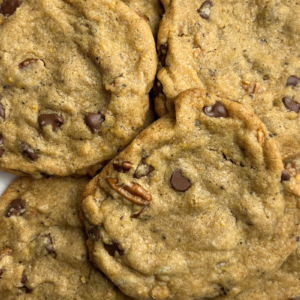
156,0,300,159
0,0,157,177
80,89,299,300
0,176,132,300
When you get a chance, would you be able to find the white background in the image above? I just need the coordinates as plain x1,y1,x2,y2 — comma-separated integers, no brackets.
0,171,18,196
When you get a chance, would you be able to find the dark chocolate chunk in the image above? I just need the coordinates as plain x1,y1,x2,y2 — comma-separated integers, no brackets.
197,1,213,20
19,59,38,69
38,114,64,132
44,233,55,254
113,161,132,173
104,240,124,257
281,170,291,182
0,134,4,158
282,97,300,113
85,112,105,133
134,159,154,179
0,0,20,17
21,273,27,285
0,103,5,120
159,43,168,68
286,76,300,87
131,205,148,218
88,226,100,242
203,101,228,118
21,143,38,161
153,79,163,98
5,199,26,218
170,169,191,192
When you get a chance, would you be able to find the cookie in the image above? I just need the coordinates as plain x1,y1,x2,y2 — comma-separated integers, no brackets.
80,89,299,300
121,0,164,38
0,0,157,177
233,176,300,300
0,176,133,300
156,0,300,159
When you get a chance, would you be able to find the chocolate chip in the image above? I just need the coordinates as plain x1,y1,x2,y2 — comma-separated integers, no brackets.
153,79,163,98
5,199,26,218
286,76,300,87
21,143,38,161
21,273,27,285
0,103,5,120
296,236,300,242
85,112,105,133
134,159,154,179
0,134,4,158
170,169,191,192
0,0,20,17
282,97,300,113
113,161,132,173
18,59,38,69
197,1,213,20
281,170,291,182
103,240,124,257
44,233,55,254
203,101,229,118
159,43,168,68
88,227,100,242
38,114,64,132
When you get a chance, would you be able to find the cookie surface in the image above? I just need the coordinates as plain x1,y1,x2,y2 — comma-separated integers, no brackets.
0,0,156,177
0,176,132,300
80,89,299,300
156,0,300,159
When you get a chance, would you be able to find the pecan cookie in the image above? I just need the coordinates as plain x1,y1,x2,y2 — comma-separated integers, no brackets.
80,89,299,300
156,0,300,159
0,0,156,177
0,176,132,300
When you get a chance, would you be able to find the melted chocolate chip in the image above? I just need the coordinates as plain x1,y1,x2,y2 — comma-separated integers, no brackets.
198,1,213,20
88,227,100,242
38,114,64,132
134,159,154,179
159,43,168,67
286,76,300,87
0,134,4,158
21,143,38,161
281,170,291,182
170,169,191,192
21,273,27,285
19,59,38,69
85,112,105,133
153,79,163,98
0,0,20,17
203,101,228,118
5,199,26,218
103,240,124,257
44,233,55,254
0,103,5,120
282,97,300,113
113,161,132,173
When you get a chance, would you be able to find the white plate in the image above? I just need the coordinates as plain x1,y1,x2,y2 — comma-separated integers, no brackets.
0,171,18,196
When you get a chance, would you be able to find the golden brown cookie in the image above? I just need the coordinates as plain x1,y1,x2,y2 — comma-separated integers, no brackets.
0,0,157,178
80,89,299,300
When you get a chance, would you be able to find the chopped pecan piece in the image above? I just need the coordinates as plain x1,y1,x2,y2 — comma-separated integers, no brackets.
0,247,12,261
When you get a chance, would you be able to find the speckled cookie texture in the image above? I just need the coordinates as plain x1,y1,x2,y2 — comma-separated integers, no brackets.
121,0,164,38
80,89,300,300
233,174,300,300
156,0,300,160
0,176,133,300
0,0,157,178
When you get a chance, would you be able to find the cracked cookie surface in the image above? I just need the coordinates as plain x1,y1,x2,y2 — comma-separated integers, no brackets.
0,176,132,300
80,89,299,300
0,0,156,177
156,0,300,159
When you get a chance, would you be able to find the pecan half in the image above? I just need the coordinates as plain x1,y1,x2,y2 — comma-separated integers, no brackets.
0,247,12,261
106,178,152,206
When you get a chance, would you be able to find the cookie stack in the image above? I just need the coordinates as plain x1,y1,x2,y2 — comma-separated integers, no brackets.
0,0,299,299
